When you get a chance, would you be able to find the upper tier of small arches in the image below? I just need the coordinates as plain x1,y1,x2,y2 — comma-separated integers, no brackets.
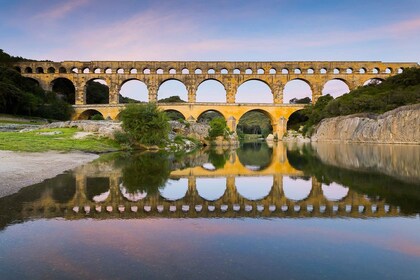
14,61,417,76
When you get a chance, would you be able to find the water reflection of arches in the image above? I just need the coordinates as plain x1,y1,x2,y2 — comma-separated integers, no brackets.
159,178,189,201
237,142,273,171
236,176,273,200
86,177,110,202
322,183,349,201
196,178,226,201
120,183,147,202
51,175,76,204
282,176,312,201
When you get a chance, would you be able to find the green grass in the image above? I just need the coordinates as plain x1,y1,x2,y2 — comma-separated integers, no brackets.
0,128,122,152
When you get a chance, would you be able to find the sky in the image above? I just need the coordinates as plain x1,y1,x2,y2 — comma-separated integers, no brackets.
0,0,419,102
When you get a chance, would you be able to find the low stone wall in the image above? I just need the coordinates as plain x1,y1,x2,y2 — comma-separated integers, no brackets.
311,104,420,144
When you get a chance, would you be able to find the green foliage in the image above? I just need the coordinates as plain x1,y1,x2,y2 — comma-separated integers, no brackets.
165,110,185,120
117,152,171,194
237,111,272,136
86,81,109,104
91,114,104,120
0,65,73,120
207,149,229,169
158,95,186,103
289,97,311,104
208,117,228,139
197,110,223,123
0,49,31,64
120,103,170,146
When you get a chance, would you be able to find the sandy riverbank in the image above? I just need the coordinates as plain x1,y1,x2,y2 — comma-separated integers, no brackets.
0,150,99,198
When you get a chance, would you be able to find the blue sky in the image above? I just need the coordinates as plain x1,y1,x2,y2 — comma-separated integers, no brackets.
0,0,419,102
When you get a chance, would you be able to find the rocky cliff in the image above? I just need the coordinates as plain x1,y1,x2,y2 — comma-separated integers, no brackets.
311,104,420,144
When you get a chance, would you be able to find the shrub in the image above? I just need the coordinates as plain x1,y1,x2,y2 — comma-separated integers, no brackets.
91,114,104,120
119,103,169,146
208,117,229,139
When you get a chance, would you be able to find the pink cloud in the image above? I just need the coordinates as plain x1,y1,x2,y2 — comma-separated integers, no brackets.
33,0,90,20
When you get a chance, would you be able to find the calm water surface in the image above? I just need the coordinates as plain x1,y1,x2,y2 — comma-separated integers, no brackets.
0,142,419,279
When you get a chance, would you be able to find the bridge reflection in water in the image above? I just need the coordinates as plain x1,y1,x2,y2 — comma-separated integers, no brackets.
13,143,404,221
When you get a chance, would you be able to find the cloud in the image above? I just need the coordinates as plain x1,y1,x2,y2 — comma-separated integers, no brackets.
33,0,90,20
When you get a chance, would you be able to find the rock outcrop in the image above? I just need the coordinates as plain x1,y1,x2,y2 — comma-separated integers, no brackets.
311,104,420,144
40,120,123,139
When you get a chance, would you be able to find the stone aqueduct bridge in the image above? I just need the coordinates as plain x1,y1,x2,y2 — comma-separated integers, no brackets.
14,60,418,137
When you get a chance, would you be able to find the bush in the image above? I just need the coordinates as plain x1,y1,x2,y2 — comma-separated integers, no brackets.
119,103,169,146
208,117,229,139
91,114,104,120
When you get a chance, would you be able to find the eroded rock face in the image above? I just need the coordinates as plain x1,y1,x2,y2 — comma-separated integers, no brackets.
311,104,420,144
169,121,210,141
42,120,123,139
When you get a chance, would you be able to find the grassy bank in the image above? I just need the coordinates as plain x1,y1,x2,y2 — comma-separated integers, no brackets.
0,128,121,152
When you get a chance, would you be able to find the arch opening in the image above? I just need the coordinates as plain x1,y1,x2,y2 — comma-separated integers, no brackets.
130,68,137,74
120,79,148,103
281,68,289,74
221,68,228,74
236,80,272,103
143,68,151,74
157,79,187,102
307,68,314,74
25,67,33,73
287,109,308,131
283,79,312,104
322,79,350,98
233,68,240,74
165,109,185,120
86,79,109,104
78,109,105,120
51,78,75,104
195,68,202,74
208,68,215,74
71,67,78,73
363,78,384,86
196,79,226,103
83,67,90,74
320,68,327,74
269,68,276,74
169,68,176,74
58,67,66,73
237,109,273,138
182,68,189,74
36,67,44,74
47,67,55,74
197,110,224,124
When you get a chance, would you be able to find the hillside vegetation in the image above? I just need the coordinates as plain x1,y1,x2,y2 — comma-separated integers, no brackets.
293,67,420,134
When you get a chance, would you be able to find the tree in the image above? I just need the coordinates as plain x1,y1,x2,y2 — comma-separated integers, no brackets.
208,117,229,139
119,103,170,146
158,95,186,103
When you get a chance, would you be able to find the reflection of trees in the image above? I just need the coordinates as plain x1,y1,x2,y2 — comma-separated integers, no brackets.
237,142,272,170
206,149,229,169
286,145,420,214
86,177,110,201
118,152,171,195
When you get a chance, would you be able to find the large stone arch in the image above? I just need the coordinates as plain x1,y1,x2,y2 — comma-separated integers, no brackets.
157,78,188,102
236,78,273,103
197,109,227,123
322,78,351,98
84,77,109,104
50,77,76,104
164,109,186,120
196,78,227,103
76,109,105,120
119,78,149,103
283,78,313,104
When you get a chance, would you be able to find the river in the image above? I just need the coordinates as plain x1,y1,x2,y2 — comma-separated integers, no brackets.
0,142,419,279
